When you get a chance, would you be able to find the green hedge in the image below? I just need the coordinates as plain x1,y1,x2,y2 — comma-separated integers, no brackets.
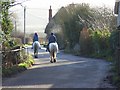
2,54,34,77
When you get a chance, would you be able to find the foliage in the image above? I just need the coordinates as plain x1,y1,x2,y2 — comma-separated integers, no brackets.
2,65,27,77
90,29,111,53
91,6,116,30
2,54,34,77
1,0,24,49
110,27,120,88
110,29,119,51
53,4,95,49
0,31,3,43
1,1,27,69
1,1,15,50
79,28,113,60
1,2,13,35
18,54,34,68
46,3,115,51
46,3,116,60
79,28,93,56
57,4,115,60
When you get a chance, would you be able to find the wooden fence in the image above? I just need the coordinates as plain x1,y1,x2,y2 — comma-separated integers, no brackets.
1,46,28,68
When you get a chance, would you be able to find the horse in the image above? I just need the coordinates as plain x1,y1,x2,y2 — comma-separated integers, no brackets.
33,41,41,58
49,42,58,63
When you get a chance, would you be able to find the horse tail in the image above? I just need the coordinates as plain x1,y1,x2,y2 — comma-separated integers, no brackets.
53,44,57,52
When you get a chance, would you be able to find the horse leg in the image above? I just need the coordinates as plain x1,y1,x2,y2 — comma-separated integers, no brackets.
53,52,56,63
50,53,53,63
36,47,38,58
34,53,38,58
35,54,38,58
50,57,53,63
34,53,36,58
34,51,36,58
54,59,56,62
34,45,38,58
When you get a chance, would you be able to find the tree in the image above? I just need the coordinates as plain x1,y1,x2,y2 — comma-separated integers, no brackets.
1,0,25,49
1,1,14,49
62,4,95,49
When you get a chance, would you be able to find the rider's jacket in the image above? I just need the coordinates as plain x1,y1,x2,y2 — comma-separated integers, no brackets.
33,33,38,42
48,35,57,43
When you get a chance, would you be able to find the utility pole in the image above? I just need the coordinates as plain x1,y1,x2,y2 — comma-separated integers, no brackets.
20,4,26,44
24,7,26,44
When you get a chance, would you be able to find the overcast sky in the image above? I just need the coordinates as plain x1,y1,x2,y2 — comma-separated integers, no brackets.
22,0,115,9
12,0,115,34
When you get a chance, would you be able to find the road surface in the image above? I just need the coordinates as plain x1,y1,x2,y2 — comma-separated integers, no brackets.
2,46,111,88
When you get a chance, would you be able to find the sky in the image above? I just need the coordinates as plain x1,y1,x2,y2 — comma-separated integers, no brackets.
11,0,115,34
22,0,115,9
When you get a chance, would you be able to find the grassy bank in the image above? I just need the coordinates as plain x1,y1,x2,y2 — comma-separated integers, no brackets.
2,54,34,77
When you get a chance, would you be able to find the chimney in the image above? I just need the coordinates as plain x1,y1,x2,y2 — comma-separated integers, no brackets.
49,5,52,22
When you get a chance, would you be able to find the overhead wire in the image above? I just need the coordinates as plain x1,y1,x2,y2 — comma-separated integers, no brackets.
26,11,47,20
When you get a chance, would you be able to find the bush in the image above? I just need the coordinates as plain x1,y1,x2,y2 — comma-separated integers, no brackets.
79,28,112,59
2,54,34,77
18,54,34,68
2,65,27,77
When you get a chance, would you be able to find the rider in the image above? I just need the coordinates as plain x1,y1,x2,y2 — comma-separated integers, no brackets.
32,32,39,49
46,32,57,52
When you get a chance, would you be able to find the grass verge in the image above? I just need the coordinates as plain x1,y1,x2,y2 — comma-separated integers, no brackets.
2,54,34,77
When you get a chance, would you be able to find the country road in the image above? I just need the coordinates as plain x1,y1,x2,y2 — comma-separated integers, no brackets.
2,46,111,88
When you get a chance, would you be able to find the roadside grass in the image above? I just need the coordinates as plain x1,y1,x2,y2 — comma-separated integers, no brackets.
110,64,120,88
24,44,32,47
2,54,34,77
18,54,34,67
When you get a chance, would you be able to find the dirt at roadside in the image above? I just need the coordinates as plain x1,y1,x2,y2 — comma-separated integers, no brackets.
99,70,117,88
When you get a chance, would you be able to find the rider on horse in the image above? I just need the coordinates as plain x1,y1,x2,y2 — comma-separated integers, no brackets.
32,32,39,49
47,32,57,52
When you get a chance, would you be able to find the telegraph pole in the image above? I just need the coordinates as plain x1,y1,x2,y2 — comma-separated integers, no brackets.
24,7,26,44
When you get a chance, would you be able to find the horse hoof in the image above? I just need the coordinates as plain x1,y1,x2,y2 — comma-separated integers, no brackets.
50,61,53,63
54,59,56,63
34,56,38,58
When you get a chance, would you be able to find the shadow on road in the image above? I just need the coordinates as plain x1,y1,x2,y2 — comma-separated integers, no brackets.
2,46,110,88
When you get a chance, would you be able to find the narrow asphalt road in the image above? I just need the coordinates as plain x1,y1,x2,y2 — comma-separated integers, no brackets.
2,46,110,88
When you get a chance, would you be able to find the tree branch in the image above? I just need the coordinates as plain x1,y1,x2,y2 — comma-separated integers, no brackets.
9,0,30,8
